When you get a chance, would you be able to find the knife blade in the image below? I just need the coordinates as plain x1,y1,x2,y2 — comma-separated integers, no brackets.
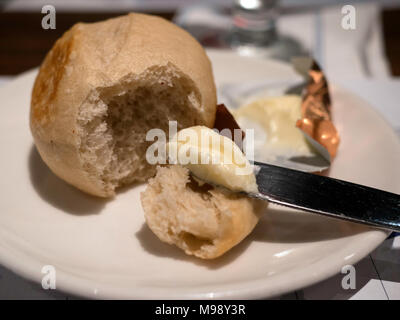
251,161,400,232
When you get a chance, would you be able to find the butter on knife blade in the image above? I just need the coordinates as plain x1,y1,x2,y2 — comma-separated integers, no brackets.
167,126,258,194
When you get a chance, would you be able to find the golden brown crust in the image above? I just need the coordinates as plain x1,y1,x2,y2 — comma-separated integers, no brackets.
204,191,265,259
30,13,217,197
140,165,267,259
31,27,76,126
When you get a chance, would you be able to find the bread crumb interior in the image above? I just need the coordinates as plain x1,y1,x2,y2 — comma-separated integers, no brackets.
77,64,202,193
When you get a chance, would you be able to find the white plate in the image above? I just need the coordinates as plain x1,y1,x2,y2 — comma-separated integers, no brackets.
0,50,399,299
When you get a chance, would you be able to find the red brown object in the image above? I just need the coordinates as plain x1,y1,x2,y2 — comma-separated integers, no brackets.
213,103,245,150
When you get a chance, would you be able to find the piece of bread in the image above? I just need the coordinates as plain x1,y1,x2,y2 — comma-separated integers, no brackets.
30,13,217,197
140,165,267,259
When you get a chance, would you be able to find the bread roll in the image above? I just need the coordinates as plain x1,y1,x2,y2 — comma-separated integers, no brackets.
30,13,217,197
140,165,267,259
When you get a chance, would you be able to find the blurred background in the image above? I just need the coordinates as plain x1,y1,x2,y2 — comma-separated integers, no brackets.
0,0,399,78
2,0,400,134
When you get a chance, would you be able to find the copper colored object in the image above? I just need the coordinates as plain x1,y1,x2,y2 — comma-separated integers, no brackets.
296,61,340,159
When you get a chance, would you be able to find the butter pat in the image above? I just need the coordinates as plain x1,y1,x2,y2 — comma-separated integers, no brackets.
233,95,315,160
167,126,258,194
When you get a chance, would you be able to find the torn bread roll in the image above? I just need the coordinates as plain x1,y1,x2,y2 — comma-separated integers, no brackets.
140,165,267,259
30,13,217,197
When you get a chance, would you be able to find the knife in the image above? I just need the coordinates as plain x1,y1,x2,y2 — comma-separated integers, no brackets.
250,161,400,232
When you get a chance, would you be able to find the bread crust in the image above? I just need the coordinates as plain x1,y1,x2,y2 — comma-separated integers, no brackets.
30,13,217,197
141,165,267,259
